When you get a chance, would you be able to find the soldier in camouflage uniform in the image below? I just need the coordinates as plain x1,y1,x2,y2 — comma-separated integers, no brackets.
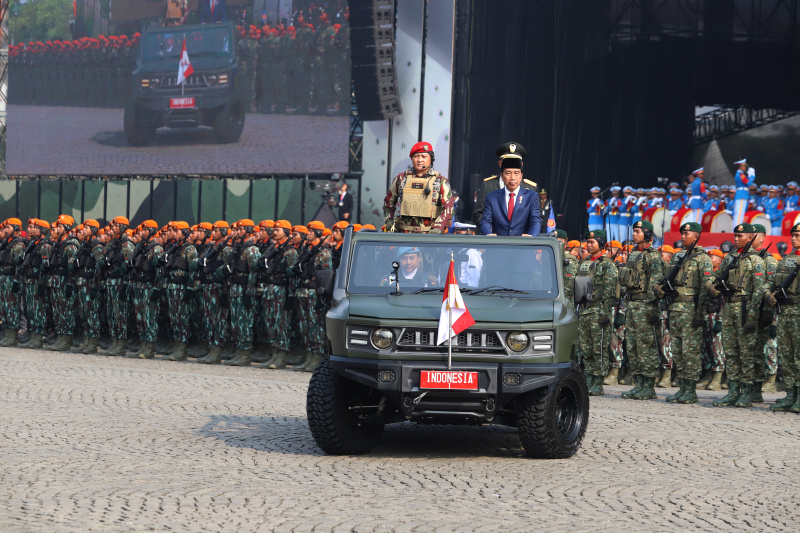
161,222,199,361
384,142,454,234
46,215,80,351
654,222,712,404
259,220,299,369
19,219,53,349
701,249,726,391
615,220,665,399
71,220,104,355
575,229,618,396
0,219,27,347
556,230,578,303
249,221,276,362
751,224,779,400
709,223,765,408
225,220,262,367
101,217,135,357
129,221,162,359
197,221,235,364
765,222,800,412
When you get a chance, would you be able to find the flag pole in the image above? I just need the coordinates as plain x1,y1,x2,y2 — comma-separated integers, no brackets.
448,251,453,370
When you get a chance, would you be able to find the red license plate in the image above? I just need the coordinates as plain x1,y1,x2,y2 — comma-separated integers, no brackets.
420,371,479,390
170,97,195,109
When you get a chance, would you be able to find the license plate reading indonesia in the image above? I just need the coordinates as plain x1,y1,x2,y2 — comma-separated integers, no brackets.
420,371,478,390
170,97,195,109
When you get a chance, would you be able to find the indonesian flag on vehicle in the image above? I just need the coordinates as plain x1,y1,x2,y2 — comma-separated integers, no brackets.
177,37,194,85
437,258,475,345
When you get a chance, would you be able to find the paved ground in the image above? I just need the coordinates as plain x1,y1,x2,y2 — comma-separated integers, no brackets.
6,106,349,175
1,348,799,532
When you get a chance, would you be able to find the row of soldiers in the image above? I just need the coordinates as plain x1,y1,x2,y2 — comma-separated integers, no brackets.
0,215,356,372
562,220,800,411
8,20,351,116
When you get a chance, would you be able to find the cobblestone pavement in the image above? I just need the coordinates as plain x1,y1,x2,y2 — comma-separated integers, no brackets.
1,348,799,532
6,106,349,175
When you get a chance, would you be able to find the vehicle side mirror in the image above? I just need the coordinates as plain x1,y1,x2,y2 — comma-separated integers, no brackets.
573,277,593,305
315,268,335,296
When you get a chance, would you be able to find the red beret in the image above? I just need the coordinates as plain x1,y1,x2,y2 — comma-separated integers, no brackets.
409,141,434,157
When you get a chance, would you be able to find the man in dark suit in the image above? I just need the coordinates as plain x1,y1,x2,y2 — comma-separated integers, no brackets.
478,155,541,236
337,183,353,221
472,142,539,226
199,0,226,23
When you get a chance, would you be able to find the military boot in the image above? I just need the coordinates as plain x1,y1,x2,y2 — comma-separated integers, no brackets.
293,352,311,371
198,344,223,364
603,367,619,386
165,342,188,361
587,375,604,396
750,382,764,403
735,383,753,408
97,334,112,350
47,334,73,352
761,374,778,393
225,348,252,366
125,335,141,353
656,368,672,388
304,352,324,373
259,348,279,369
249,343,270,363
81,337,98,355
220,341,236,360
107,337,128,357
267,349,287,370
789,385,800,413
666,379,686,403
696,369,713,389
706,371,723,391
634,377,657,400
154,336,171,355
192,342,210,359
619,367,633,385
101,337,119,355
676,380,698,404
71,335,89,353
713,381,740,406
26,333,44,349
135,342,155,359
621,375,643,399
71,334,84,348
769,382,796,412
1,328,18,347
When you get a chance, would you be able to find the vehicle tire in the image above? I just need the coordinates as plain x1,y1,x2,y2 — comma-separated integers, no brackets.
306,358,384,455
123,102,156,147
517,360,589,459
213,99,245,144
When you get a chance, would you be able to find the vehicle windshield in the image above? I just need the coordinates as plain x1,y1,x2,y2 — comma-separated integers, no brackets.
347,241,559,299
141,27,232,62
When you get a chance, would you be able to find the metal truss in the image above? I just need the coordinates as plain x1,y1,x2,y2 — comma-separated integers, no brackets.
694,106,800,144
349,82,363,175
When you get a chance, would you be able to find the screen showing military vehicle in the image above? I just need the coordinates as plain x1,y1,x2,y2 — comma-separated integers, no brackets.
7,1,351,175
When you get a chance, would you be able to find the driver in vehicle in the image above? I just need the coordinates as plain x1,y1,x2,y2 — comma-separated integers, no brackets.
380,247,439,287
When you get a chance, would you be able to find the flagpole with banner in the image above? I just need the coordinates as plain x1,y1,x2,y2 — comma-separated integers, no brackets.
438,251,475,371
177,36,194,97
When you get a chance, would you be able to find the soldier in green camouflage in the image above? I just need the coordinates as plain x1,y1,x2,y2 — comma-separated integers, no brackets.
709,223,766,408
225,220,262,367
19,219,53,350
162,222,199,361
384,142,454,234
260,220,299,369
556,230,578,302
197,221,235,364
616,220,665,400
46,215,80,351
765,222,800,412
100,217,136,357
71,221,104,355
129,221,163,359
0,219,27,347
750,224,779,400
575,229,618,396
654,222,713,404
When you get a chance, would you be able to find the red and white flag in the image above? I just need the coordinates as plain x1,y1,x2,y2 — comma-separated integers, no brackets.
437,258,475,345
177,37,194,85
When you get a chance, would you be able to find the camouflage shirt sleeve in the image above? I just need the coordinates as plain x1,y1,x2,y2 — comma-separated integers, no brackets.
645,248,666,297
598,258,618,308
432,177,454,232
762,255,778,296
184,245,199,271
314,247,332,270
63,241,79,261
121,240,135,261
747,255,766,322
694,252,714,320
284,247,299,268
383,173,403,222
11,241,25,264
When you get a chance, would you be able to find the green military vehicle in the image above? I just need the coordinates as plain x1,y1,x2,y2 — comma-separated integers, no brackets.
306,229,588,458
124,22,246,146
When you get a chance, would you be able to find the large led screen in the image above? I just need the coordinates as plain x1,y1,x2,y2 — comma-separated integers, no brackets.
7,0,351,175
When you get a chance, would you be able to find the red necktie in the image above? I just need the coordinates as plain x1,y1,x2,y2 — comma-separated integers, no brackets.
508,192,515,221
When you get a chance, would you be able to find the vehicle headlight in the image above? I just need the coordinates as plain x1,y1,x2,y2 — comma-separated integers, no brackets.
141,78,150,88
506,332,529,352
150,77,160,88
207,74,218,86
218,74,229,85
371,328,394,349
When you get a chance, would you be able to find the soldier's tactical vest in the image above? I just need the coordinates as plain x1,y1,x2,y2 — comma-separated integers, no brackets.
77,242,98,279
134,242,158,283
399,172,442,219
575,257,608,306
726,251,758,295
775,255,800,297
0,237,24,275
617,249,653,294
53,238,78,276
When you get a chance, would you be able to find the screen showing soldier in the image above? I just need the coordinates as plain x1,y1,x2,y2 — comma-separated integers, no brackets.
7,1,351,175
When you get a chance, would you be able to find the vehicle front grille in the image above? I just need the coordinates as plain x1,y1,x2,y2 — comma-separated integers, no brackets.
157,74,208,89
395,328,505,353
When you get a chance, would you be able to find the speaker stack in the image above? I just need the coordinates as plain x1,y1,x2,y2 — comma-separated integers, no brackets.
349,0,402,121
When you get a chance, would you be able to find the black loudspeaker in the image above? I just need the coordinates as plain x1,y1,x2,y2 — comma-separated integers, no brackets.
349,0,402,121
